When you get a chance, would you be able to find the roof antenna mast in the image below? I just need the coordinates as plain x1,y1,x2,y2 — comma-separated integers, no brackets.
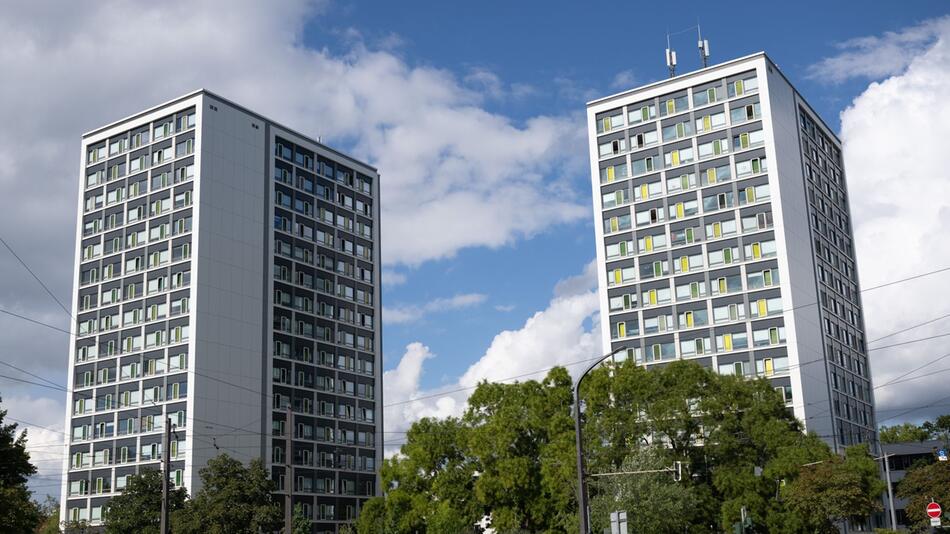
698,23,710,68
665,33,677,78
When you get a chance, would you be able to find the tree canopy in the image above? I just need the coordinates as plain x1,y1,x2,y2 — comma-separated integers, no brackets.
879,414,950,444
173,454,283,534
356,360,884,533
0,396,41,532
896,457,950,531
104,468,186,534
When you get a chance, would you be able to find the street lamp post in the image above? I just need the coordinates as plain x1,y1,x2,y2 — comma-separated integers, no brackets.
574,352,613,534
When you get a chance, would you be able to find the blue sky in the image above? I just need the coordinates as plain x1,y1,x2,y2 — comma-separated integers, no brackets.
311,0,950,390
3,0,950,492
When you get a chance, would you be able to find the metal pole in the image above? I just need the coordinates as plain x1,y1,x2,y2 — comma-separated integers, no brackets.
575,352,613,534
882,453,897,530
285,406,294,534
574,381,589,534
161,416,171,534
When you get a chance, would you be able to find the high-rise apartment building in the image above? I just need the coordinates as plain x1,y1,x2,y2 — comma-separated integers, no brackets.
587,53,874,450
62,90,382,533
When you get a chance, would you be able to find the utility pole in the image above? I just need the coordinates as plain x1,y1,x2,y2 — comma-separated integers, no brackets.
877,452,898,530
161,415,171,534
285,406,294,534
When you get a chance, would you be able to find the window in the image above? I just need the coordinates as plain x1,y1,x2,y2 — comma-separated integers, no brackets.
736,157,767,177
667,199,698,220
711,275,742,296
664,147,693,168
747,268,780,289
702,191,734,212
734,130,765,150
612,320,638,339
730,102,761,124
637,232,666,252
678,309,708,328
633,181,662,201
697,138,729,159
600,163,628,184
675,281,706,301
741,211,773,232
739,184,770,205
753,326,786,347
660,95,689,116
666,172,697,193
716,332,748,352
662,120,693,142
602,189,629,209
603,214,631,234
642,287,671,307
674,254,703,274
728,76,759,97
605,240,634,260
609,293,638,311
744,239,777,260
643,314,672,334
631,156,655,176
598,138,627,159
708,246,739,267
629,104,656,124
705,218,737,239
695,112,726,133
629,130,659,149
608,267,636,286
750,297,783,318
670,226,698,246
693,86,720,106
640,259,669,279
597,111,624,133
635,207,664,227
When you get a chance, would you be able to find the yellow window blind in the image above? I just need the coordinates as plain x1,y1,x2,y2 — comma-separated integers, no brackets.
676,202,684,218
644,235,653,251
606,166,615,182
685,311,694,327
640,184,649,199
666,99,675,114
706,168,716,184
648,289,657,305
718,278,727,293
746,186,756,202
735,79,744,95
740,132,749,148
757,299,767,317
680,256,689,272
617,322,626,338
610,217,618,232
723,333,733,351
713,222,721,238
613,269,622,285
764,358,774,376
752,242,761,259
703,115,711,131
671,150,680,166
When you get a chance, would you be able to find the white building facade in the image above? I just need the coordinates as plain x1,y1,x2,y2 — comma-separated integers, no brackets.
62,90,382,533
587,53,874,450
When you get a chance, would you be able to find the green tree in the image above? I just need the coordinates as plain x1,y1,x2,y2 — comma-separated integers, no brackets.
104,468,186,533
922,414,950,443
896,458,950,532
34,495,60,534
292,503,310,534
464,367,577,532
589,447,695,533
0,396,42,532
174,454,282,534
879,422,931,444
783,445,885,533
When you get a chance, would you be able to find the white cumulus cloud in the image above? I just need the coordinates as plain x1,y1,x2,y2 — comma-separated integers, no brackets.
832,17,950,422
384,293,487,325
383,262,601,453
